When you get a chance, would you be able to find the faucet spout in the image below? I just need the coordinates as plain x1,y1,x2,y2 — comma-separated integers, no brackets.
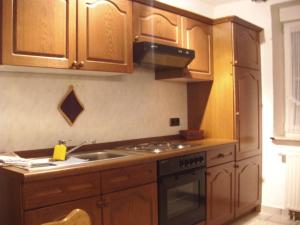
66,140,96,158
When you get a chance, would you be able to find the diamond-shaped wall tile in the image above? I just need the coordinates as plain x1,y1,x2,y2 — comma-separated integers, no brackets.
58,85,84,126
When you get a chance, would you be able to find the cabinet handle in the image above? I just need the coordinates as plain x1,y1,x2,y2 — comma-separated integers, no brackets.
236,112,240,116
217,152,233,158
71,60,79,69
134,35,139,42
78,61,85,68
234,60,238,65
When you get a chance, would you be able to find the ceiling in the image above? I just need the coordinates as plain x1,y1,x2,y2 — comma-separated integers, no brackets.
201,0,244,5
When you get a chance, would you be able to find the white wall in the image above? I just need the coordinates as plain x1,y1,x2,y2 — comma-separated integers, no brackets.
0,68,187,151
214,0,300,209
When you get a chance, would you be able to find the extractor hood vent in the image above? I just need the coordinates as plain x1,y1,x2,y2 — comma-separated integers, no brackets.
133,42,195,69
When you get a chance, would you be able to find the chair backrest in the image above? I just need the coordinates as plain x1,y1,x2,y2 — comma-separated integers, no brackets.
41,209,91,225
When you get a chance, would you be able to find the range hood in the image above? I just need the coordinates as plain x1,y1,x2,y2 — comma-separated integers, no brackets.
133,42,195,69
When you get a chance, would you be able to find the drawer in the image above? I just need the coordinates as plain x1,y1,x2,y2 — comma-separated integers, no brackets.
101,162,156,193
23,173,100,210
207,145,235,167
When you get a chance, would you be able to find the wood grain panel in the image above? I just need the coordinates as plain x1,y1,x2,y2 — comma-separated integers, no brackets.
182,17,213,80
197,22,235,137
24,197,101,225
101,163,156,193
207,162,235,225
102,183,158,225
78,0,133,72
2,0,76,68
133,2,181,47
235,67,261,160
235,156,262,217
23,173,100,209
233,23,261,70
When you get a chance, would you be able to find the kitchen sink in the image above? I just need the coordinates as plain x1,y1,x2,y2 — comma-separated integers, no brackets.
73,151,129,161
22,150,132,171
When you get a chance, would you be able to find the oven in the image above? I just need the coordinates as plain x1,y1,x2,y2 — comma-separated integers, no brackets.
158,152,206,225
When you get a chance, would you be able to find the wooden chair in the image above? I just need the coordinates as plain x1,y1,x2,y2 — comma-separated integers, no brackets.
42,209,91,225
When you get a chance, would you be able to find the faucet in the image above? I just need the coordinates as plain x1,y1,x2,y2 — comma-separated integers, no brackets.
66,140,96,158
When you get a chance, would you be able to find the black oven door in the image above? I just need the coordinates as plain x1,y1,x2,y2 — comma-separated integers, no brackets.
158,167,205,225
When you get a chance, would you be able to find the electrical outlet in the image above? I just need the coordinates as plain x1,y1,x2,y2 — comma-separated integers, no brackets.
170,118,180,126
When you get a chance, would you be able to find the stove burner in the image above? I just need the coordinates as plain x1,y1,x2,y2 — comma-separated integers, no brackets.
123,142,192,153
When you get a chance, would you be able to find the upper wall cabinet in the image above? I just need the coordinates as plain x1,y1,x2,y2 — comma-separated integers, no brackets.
77,0,133,73
233,24,260,70
132,2,182,47
1,0,133,73
2,0,76,68
182,17,213,80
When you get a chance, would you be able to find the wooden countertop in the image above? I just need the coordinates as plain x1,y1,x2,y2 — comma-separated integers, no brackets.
1,138,237,182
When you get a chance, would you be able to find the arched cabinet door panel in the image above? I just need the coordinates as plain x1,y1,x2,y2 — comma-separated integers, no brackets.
235,67,261,160
233,24,260,70
182,17,213,80
206,162,235,225
2,0,76,68
77,0,133,73
133,2,182,47
235,156,262,217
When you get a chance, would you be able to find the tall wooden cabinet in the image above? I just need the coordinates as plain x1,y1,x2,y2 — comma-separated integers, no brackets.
1,0,133,73
188,17,262,224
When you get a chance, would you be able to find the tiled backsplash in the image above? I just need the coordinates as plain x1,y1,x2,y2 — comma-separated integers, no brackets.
0,67,187,152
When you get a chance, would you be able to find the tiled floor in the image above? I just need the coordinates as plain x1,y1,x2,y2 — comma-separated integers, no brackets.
232,209,300,225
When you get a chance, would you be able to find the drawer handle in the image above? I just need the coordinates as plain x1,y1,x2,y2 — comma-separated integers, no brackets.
217,152,232,158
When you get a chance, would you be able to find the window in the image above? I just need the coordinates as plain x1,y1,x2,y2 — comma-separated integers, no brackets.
284,21,300,137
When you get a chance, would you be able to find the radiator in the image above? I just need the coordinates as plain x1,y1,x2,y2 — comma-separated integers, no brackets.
286,153,300,212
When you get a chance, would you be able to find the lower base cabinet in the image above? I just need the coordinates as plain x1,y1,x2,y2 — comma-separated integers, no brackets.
206,162,235,225
206,154,262,225
103,183,158,225
235,155,262,218
25,183,158,225
25,197,102,225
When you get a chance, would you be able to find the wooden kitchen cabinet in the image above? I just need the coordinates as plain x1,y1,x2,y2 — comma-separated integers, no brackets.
235,155,262,218
206,162,235,225
182,17,213,80
102,183,158,225
77,0,133,73
233,24,261,70
235,67,261,160
133,2,182,47
1,0,133,73
2,0,76,68
24,197,102,225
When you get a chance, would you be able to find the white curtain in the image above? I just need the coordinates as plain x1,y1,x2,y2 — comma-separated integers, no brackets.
286,27,300,134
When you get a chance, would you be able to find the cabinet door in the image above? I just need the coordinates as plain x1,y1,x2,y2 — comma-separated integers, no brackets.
133,2,182,47
182,17,213,80
206,162,235,225
2,0,76,68
78,0,133,73
235,67,261,160
103,183,158,225
235,156,262,218
24,197,101,225
233,24,260,70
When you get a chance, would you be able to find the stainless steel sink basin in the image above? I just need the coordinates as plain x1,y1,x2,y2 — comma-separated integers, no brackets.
73,151,128,161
